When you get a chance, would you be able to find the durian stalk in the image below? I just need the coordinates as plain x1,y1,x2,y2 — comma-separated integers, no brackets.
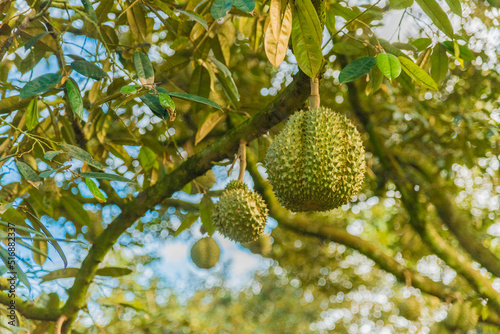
238,140,247,181
309,77,320,109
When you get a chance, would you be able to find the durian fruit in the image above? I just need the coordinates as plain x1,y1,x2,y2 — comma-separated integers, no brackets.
212,180,268,243
242,234,272,256
397,295,422,321
190,237,220,269
265,107,365,212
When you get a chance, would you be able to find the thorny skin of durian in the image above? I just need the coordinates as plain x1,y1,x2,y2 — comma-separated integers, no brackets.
190,237,220,269
213,181,268,243
265,107,366,212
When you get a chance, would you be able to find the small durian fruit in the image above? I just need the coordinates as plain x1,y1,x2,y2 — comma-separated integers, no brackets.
457,301,479,331
212,180,268,243
190,237,220,269
397,295,422,321
242,234,272,256
265,107,365,212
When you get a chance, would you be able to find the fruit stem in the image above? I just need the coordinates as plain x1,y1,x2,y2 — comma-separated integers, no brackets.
309,77,320,109
238,140,247,181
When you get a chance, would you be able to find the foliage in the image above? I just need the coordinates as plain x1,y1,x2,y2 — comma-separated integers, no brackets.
0,0,499,333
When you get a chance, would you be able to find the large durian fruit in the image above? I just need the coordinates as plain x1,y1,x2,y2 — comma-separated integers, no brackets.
212,180,268,243
265,107,365,212
190,237,220,269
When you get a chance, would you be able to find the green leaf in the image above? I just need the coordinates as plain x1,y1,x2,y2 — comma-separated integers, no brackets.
441,41,474,61
95,267,133,277
151,0,181,21
80,172,136,184
389,0,414,9
44,150,63,161
291,0,323,78
195,110,226,145
0,247,31,290
81,0,98,24
367,66,383,95
41,267,132,282
264,0,293,68
60,196,91,227
216,72,240,108
32,239,49,266
20,73,63,100
15,160,40,189
398,56,438,90
71,60,109,80
487,0,500,7
60,143,105,170
120,85,138,95
41,268,79,282
139,146,158,171
199,194,215,236
28,213,68,268
26,98,38,131
158,87,223,111
66,79,84,119
0,221,45,236
211,0,233,19
376,53,401,81
411,37,432,51
232,0,255,12
159,92,175,112
140,93,168,119
39,165,70,178
431,43,448,84
133,51,155,86
175,213,200,237
415,0,454,38
444,0,461,16
85,178,107,202
24,32,50,49
339,57,377,83
177,10,209,30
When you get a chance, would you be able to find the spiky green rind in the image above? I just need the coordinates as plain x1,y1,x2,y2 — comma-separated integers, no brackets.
265,107,366,212
225,180,249,192
212,185,268,243
190,237,220,269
